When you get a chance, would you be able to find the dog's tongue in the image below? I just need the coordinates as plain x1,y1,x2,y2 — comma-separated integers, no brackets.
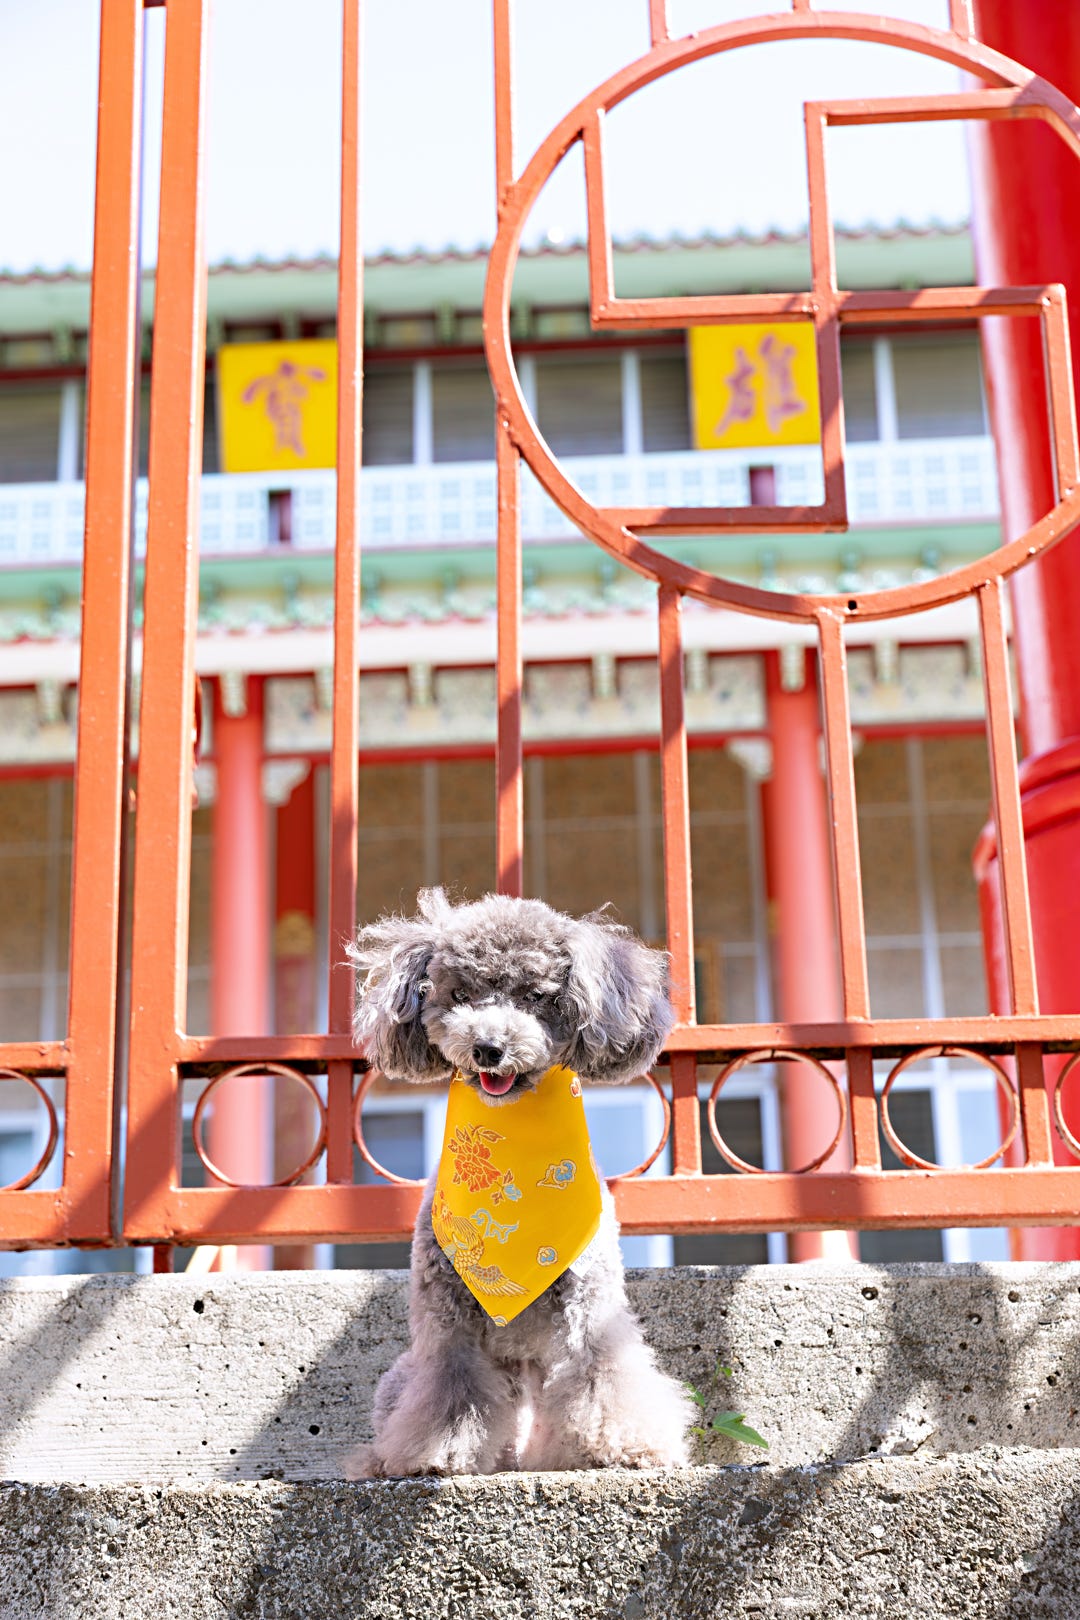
479,1071,516,1096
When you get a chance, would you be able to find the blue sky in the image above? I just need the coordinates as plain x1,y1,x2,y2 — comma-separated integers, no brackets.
1,0,973,273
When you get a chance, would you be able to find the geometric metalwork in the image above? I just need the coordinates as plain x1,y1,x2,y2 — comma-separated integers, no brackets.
192,1065,327,1188
483,1,1080,1243
0,1071,60,1194
881,1047,1019,1170
707,1051,847,1175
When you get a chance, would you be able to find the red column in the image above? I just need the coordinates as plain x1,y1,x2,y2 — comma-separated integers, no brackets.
763,649,856,1263
969,2,1080,1258
273,767,319,1271
209,675,272,1270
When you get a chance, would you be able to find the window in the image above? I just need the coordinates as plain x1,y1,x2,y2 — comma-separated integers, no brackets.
893,333,986,439
584,1086,671,1267
0,1126,40,1196
362,367,413,465
432,363,493,463
688,750,766,1027
534,355,622,456
640,353,691,452
0,383,63,482
840,339,878,442
854,734,1007,1263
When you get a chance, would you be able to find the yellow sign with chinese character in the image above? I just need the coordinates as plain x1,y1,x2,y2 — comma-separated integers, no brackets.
689,323,821,450
217,339,338,473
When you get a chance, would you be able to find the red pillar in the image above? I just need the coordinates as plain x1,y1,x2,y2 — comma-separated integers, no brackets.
763,649,856,1263
209,675,272,1270
969,2,1080,1258
273,767,319,1271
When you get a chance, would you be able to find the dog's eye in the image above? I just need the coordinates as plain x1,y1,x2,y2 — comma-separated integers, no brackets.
523,988,546,1005
450,987,470,1005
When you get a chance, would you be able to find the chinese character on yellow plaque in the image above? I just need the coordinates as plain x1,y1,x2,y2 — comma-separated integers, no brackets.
689,323,821,450
217,339,338,473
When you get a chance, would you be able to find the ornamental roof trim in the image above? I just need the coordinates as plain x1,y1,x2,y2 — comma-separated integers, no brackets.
0,221,971,288
0,223,977,342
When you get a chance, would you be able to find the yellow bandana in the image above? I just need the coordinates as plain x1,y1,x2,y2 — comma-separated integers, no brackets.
432,1064,603,1324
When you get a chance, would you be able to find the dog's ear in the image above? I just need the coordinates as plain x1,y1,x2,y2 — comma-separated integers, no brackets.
346,888,453,1082
562,911,675,1085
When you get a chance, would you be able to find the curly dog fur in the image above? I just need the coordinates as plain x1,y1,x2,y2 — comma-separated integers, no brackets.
346,887,695,1476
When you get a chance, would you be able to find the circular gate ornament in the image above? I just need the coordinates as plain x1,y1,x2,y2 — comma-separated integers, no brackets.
483,11,1080,624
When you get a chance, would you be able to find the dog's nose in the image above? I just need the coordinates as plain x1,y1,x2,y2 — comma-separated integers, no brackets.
472,1042,504,1069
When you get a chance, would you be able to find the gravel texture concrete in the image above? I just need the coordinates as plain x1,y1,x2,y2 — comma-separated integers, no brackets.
4,1451,1080,1619
1,1263,1079,1483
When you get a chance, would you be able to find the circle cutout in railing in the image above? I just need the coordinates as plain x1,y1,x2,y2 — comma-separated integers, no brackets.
191,1063,327,1188
1052,1052,1080,1162
708,1049,846,1175
352,1067,427,1187
593,1071,671,1182
881,1047,1018,1171
0,1069,59,1192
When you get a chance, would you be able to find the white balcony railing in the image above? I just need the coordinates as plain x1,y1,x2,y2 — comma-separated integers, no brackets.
0,439,999,568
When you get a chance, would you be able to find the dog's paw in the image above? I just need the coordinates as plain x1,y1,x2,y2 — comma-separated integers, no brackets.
610,1436,691,1469
344,1434,496,1479
341,1442,385,1480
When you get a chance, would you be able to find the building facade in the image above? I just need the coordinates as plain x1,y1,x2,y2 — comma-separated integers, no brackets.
0,226,1014,1271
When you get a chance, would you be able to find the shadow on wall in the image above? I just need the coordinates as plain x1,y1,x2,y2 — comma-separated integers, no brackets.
3,1264,1080,1614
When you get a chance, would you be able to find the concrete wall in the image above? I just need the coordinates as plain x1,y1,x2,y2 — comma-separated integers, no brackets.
4,1454,1080,1620
4,1264,1080,1618
1,1263,1079,1483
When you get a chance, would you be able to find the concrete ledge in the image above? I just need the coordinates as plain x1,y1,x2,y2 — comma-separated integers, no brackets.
2,1263,1080,1484
4,1452,1080,1618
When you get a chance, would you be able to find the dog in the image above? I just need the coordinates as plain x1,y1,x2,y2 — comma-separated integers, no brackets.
346,887,695,1476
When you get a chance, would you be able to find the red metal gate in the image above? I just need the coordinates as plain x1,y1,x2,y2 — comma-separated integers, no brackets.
4,0,1080,1256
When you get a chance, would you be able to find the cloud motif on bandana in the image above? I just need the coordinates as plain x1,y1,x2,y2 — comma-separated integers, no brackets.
537,1158,577,1190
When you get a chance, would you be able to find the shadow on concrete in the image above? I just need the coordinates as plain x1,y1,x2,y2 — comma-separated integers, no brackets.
197,1260,1080,1616
0,1274,126,1467
6,1262,1080,1615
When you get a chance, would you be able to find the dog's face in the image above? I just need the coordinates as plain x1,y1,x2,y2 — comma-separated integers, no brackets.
349,888,675,1098
418,941,576,1105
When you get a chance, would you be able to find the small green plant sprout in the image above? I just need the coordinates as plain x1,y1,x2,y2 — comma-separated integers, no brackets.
686,1360,768,1451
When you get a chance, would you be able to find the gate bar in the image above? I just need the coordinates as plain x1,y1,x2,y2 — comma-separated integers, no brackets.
815,609,871,1020
493,0,515,204
66,0,147,1240
124,0,209,1224
326,0,364,1182
977,577,1039,1017
658,584,700,1175
496,420,524,897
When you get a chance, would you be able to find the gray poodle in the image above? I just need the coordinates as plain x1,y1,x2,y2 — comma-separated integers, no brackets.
347,887,695,1476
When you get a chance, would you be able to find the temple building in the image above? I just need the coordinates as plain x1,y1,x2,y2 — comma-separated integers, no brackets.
0,225,1012,1270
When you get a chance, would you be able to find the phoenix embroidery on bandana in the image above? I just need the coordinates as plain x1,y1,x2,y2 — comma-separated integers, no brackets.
433,1064,603,1323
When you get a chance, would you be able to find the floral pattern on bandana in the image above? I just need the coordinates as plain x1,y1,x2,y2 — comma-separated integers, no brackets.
446,1123,520,1205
